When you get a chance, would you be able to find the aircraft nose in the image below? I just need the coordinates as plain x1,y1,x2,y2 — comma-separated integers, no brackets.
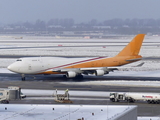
7,64,18,72
7,65,11,70
7,64,14,71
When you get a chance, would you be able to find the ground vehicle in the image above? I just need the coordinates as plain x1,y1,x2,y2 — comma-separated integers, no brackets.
110,92,160,104
0,86,23,104
20,92,26,98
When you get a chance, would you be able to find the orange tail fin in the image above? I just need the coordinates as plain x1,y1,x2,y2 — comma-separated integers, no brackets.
116,34,145,56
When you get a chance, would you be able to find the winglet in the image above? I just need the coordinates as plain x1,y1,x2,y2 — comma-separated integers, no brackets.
116,34,145,56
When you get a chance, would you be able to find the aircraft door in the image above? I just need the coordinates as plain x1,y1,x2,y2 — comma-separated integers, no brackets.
28,64,32,70
40,58,44,68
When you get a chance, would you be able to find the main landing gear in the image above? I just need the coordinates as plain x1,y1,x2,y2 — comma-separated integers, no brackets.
76,74,83,79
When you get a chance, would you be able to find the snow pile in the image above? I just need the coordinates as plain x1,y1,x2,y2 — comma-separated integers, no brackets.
61,79,160,87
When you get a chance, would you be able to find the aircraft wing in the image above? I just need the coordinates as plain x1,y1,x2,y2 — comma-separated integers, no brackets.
80,67,118,75
114,62,145,71
52,67,118,76
52,62,144,77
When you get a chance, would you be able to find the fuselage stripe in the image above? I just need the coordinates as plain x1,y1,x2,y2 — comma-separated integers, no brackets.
39,57,107,73
53,57,106,69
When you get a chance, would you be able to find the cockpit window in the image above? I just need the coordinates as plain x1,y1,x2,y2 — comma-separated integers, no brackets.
16,59,22,61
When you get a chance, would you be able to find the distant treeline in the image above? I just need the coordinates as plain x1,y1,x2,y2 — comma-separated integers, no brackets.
1,18,160,35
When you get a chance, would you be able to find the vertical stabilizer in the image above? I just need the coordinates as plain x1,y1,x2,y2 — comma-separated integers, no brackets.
116,34,145,56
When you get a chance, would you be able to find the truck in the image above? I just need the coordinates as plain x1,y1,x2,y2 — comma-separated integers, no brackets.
110,92,160,104
8,86,26,99
0,86,23,104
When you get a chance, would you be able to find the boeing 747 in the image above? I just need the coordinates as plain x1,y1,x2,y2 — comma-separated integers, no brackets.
7,34,145,80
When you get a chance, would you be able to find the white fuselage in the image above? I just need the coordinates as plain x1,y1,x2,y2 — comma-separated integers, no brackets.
7,57,98,74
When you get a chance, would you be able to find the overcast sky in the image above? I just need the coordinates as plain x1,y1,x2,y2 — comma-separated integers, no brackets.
0,0,160,24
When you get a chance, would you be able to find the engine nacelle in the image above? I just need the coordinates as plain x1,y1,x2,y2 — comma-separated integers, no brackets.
95,69,105,76
66,71,77,78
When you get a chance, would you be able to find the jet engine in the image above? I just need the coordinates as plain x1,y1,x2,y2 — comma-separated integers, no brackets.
66,71,77,78
95,69,105,76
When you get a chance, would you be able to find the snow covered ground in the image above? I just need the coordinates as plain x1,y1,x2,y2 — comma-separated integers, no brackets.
0,104,137,120
1,35,160,119
1,35,160,87
1,35,160,69
1,35,160,76
0,34,160,57
138,117,160,120
60,79,160,88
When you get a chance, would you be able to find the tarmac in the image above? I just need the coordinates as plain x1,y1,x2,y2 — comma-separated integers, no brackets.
0,73,160,116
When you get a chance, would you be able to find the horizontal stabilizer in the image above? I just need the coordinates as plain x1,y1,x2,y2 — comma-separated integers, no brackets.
133,62,145,67
126,58,142,61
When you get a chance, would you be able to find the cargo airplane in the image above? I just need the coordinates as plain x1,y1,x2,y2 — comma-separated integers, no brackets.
7,34,145,80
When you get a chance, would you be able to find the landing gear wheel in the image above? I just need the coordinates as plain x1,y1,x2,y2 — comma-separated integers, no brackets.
110,98,115,102
75,74,83,79
63,75,67,79
22,77,25,81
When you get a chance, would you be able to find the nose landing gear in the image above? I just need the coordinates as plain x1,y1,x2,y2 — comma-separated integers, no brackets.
21,74,25,81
